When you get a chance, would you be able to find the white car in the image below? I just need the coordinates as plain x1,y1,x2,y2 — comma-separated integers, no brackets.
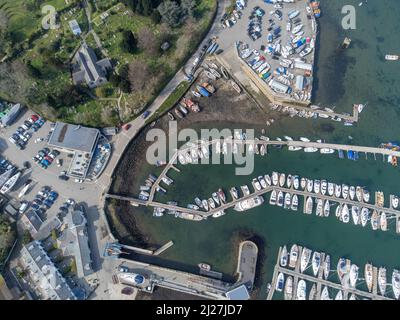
66,198,75,206
192,57,199,66
19,201,29,214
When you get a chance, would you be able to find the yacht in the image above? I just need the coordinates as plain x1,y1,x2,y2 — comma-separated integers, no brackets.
208,198,216,210
269,190,277,205
312,251,321,276
342,184,349,199
284,193,292,209
335,290,343,300
265,174,272,186
337,258,348,281
341,204,350,223
316,199,323,216
323,200,330,217
280,245,288,267
289,244,299,268
335,205,342,219
241,185,250,196
334,184,341,198
230,187,239,200
305,197,313,214
371,210,379,230
291,194,298,211
296,279,306,300
378,267,387,296
393,269,400,300
284,276,293,300
313,179,320,194
392,196,399,209
194,197,203,208
300,177,306,190
252,178,262,191
327,182,334,196
277,191,284,207
286,174,292,188
363,188,370,203
292,176,299,190
212,192,220,206
276,272,285,292
300,247,312,273
178,153,186,164
365,263,373,292
0,171,21,195
356,186,363,202
202,199,209,211
320,180,327,195
351,206,360,225
309,284,317,300
284,136,293,141
279,173,286,187
349,264,359,288
349,186,356,200
323,255,330,280
360,208,369,227
18,179,33,199
233,196,264,212
320,286,330,300
299,137,310,142
380,212,387,231
306,179,313,193
258,176,267,189
272,172,279,186
218,188,226,203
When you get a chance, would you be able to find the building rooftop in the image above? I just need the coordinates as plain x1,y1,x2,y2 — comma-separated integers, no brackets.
48,122,99,153
23,210,43,233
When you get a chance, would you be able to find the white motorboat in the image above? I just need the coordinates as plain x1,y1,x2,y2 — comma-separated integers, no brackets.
392,196,399,209
292,24,303,35
365,263,373,293
272,171,279,186
335,205,342,220
323,200,330,217
300,177,306,190
309,284,317,300
335,290,343,300
363,188,370,203
212,210,225,218
291,194,298,211
320,180,327,195
299,137,310,142
380,212,387,231
304,147,318,153
276,272,285,292
312,251,321,276
341,204,350,223
334,184,341,198
284,193,292,209
280,245,288,267
241,185,250,196
212,192,220,206
208,198,216,210
286,174,292,188
349,264,359,288
252,178,262,191
305,197,313,214
349,186,356,200
351,206,360,225
284,276,293,300
385,54,399,61
323,255,330,280
342,184,349,199
296,279,306,300
313,179,321,194
293,176,299,190
393,269,400,299
320,286,330,300
277,191,284,207
349,294,357,300
356,186,363,202
378,267,387,296
284,136,293,141
233,196,264,212
258,176,267,189
289,244,299,268
202,199,209,211
279,173,286,187
300,247,312,273
371,210,379,230
360,207,369,227
288,9,300,20
316,199,323,216
320,148,334,154
306,179,313,193
265,174,272,186
327,182,334,196
269,190,277,205
230,187,239,200
337,258,348,281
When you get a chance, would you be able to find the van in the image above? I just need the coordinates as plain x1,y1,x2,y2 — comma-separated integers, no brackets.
19,201,29,214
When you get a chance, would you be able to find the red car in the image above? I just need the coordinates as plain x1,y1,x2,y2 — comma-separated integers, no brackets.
123,124,131,131
30,114,39,122
44,156,53,163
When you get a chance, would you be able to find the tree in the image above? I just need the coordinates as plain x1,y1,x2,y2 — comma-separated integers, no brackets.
128,59,151,93
181,0,197,18
150,9,162,24
120,30,138,53
22,230,32,245
137,27,158,55
157,1,184,28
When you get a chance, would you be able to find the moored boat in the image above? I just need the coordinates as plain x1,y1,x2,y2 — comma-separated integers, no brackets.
365,263,373,292
320,286,330,300
351,206,360,225
360,208,369,227
276,272,285,292
316,199,323,216
269,190,277,205
300,177,306,190
378,267,387,296
300,247,312,273
284,275,293,300
289,244,299,268
284,193,292,209
312,251,321,276
392,269,400,299
198,263,211,271
0,171,22,194
371,210,379,230
349,186,356,200
291,194,298,211
296,279,306,300
305,197,313,214
280,245,288,267
323,255,330,280
277,191,284,207
230,187,239,200
334,184,341,198
341,204,350,223
327,182,334,196
279,173,286,187
313,179,320,194
309,284,317,300
272,171,279,186
337,258,347,281
349,264,359,288
293,176,299,190
356,186,363,202
335,290,343,300
380,212,387,231
323,200,330,217
342,184,349,199
306,179,313,193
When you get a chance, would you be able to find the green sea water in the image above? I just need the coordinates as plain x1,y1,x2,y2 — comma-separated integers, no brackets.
124,0,400,299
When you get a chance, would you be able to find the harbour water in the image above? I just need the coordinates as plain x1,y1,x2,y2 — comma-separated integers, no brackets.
118,0,400,299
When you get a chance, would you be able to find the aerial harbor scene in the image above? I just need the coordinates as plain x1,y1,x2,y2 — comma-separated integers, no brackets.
0,0,400,303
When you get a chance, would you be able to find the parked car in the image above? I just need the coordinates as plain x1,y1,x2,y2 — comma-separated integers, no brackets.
43,199,54,208
119,266,129,273
19,201,29,214
59,175,69,181
142,110,150,119
30,114,39,123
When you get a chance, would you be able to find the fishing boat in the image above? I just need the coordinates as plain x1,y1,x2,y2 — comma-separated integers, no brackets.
230,187,239,200
252,178,262,191
349,186,356,200
1,171,21,194
286,174,292,188
300,177,306,190
296,279,306,300
306,179,313,193
323,200,330,217
291,194,298,211
198,263,211,271
341,204,350,223
265,174,272,186
280,245,288,267
365,263,373,292
360,208,369,227
320,286,330,300
342,184,349,199
392,196,399,209
241,185,250,196
276,272,285,292
337,258,347,281
305,197,313,214
380,212,387,231
277,191,284,207
363,188,370,203
393,269,400,299
284,276,293,300
300,247,312,273
202,199,209,211
335,290,343,300
272,172,279,186
289,244,299,268
351,206,360,225
208,198,216,210
356,186,363,202
258,176,267,189
349,264,359,288
323,255,330,280
312,251,321,276
327,182,334,196
334,184,341,198
371,210,379,230
378,267,387,296
212,192,220,206
279,173,286,187
309,284,317,300
292,176,299,190
316,199,323,216
18,179,32,199
284,193,292,210
269,190,277,205
313,179,320,194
